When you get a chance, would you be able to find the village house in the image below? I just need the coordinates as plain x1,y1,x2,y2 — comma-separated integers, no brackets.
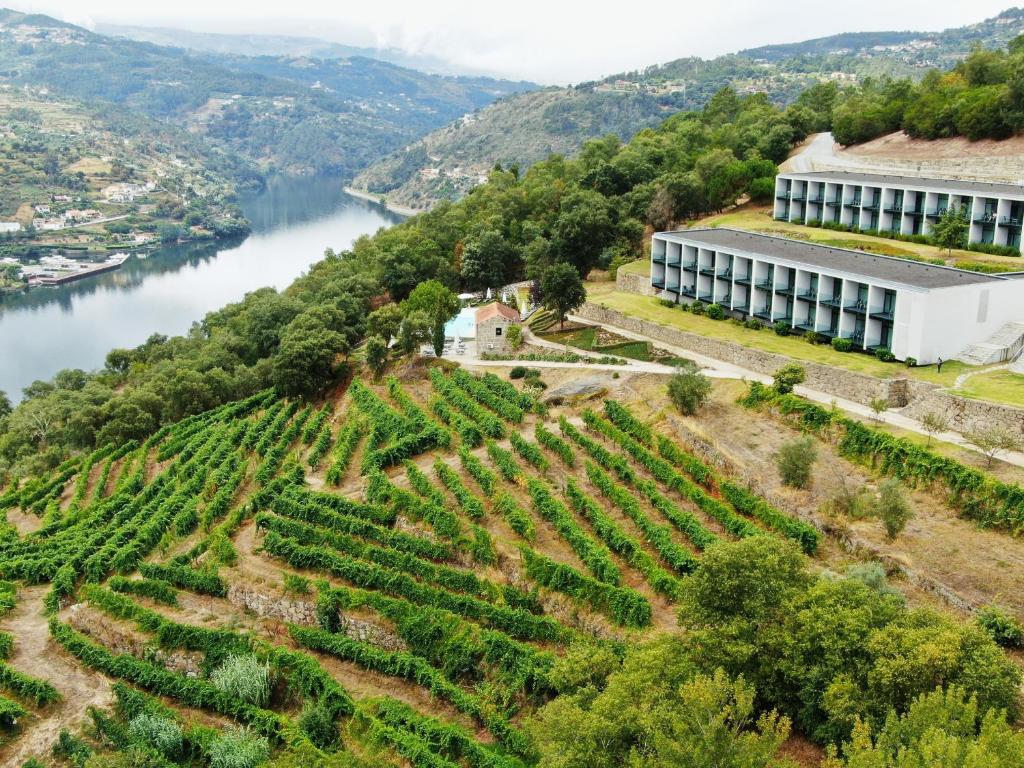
475,302,520,354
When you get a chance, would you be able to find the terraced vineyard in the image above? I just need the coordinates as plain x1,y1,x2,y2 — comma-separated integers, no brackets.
0,365,821,766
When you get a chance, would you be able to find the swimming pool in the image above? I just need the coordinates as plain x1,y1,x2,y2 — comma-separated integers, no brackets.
445,307,476,339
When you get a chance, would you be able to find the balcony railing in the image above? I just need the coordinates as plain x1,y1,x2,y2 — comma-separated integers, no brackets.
680,285,696,298
665,282,680,293
1000,216,1023,227
733,274,752,285
753,308,773,321
732,303,750,313
862,200,880,211
844,301,868,315
682,261,698,271
652,278,666,289
807,195,825,204
652,254,666,264
871,308,895,321
773,315,793,325
790,194,806,203
775,285,795,297
974,213,998,226
844,198,862,207
825,198,843,207
819,296,843,309
925,207,948,218
755,279,774,290
698,266,716,276
797,288,818,301
717,269,733,280
883,205,903,215
795,322,817,332
720,294,731,306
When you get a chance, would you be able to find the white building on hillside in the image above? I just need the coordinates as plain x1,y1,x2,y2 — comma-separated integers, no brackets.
650,228,1024,364
773,171,1024,252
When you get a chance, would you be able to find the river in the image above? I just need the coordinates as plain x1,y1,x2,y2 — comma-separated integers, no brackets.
0,176,403,402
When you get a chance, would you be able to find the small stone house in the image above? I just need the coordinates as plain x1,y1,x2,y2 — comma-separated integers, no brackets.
475,302,520,353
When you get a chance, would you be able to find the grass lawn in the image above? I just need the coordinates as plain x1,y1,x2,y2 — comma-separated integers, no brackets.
585,280,967,386
957,369,1024,409
696,206,1024,271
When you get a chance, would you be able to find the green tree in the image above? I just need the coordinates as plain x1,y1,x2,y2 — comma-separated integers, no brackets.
364,335,388,378
403,280,459,357
528,634,791,768
540,263,586,330
775,437,817,488
0,391,10,419
873,478,912,540
667,362,712,415
366,304,404,344
396,310,431,356
918,411,949,445
461,229,518,291
932,205,969,256
551,189,615,276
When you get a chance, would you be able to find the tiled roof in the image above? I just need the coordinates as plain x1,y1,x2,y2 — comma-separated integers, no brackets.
475,302,520,323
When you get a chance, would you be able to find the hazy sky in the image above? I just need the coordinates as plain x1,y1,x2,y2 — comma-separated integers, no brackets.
16,0,1019,83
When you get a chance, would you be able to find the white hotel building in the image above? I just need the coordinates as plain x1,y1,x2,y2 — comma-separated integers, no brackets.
773,171,1024,252
650,228,1024,364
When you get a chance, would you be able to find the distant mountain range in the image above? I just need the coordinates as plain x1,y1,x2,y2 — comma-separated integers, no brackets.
0,9,535,179
353,8,1024,210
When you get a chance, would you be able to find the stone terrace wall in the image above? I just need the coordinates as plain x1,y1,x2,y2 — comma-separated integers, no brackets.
578,302,903,406
902,381,1024,443
615,269,657,297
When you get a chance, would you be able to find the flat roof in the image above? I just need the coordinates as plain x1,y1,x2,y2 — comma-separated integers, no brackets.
779,170,1024,198
656,228,1006,289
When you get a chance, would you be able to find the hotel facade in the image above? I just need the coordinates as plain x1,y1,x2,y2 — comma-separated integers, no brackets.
650,228,1024,364
773,171,1024,252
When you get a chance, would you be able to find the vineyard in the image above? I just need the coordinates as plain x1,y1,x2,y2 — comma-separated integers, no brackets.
0,364,826,766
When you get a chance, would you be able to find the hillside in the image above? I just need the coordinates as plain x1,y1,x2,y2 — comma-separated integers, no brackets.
0,9,535,177
355,7,1024,210
352,89,672,211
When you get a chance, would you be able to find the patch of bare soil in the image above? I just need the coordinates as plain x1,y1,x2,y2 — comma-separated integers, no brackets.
841,131,1024,163
6,509,41,536
646,379,1024,618
0,586,113,766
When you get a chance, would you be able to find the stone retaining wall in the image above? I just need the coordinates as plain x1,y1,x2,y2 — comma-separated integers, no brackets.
901,383,1024,443
578,302,904,406
614,269,656,297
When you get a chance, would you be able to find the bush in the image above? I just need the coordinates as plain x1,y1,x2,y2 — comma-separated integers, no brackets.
210,656,271,708
744,319,762,330
775,437,817,488
128,713,183,757
773,321,790,336
976,605,1024,648
904,357,917,368
507,324,524,350
207,727,271,768
667,365,712,416
874,347,895,362
690,300,706,316
509,366,527,379
283,573,311,595
831,337,853,352
804,330,822,344
298,702,340,750
772,363,805,395
874,478,913,540
705,303,724,320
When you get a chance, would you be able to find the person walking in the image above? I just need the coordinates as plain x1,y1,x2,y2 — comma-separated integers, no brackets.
937,356,943,373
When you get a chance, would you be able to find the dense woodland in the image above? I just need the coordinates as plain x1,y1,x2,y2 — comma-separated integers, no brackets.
0,89,824,478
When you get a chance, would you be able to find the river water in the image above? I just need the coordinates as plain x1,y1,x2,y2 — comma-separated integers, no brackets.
0,176,402,402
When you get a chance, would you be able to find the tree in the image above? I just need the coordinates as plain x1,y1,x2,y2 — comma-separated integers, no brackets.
364,336,388,378
868,397,888,421
667,362,712,415
932,205,969,256
460,229,517,291
775,437,817,488
963,424,1023,467
528,634,791,768
874,478,912,540
396,310,431,357
772,363,805,395
366,304,404,344
540,263,586,330
975,605,1024,648
551,189,615,276
403,280,459,357
824,686,1024,768
271,324,346,397
919,411,949,445
506,324,524,350
0,391,10,419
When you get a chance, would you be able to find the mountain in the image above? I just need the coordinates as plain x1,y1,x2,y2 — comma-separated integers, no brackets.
353,7,1024,210
96,23,475,77
0,9,535,177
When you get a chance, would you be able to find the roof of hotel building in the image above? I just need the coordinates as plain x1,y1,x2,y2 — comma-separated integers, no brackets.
779,170,1024,198
656,228,1007,289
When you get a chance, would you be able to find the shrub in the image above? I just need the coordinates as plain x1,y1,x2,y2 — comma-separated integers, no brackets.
773,321,790,336
128,713,183,757
210,656,271,708
874,478,913,540
804,330,822,344
507,324,524,350
869,397,889,420
874,346,895,362
772,363,805,395
976,605,1024,648
705,303,724,320
831,337,853,352
775,437,817,488
298,702,340,750
207,727,271,768
509,366,527,380
744,319,762,330
667,365,712,416
283,573,311,595
690,300,706,316
904,356,917,368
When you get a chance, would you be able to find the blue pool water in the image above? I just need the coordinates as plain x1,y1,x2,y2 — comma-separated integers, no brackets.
445,307,477,339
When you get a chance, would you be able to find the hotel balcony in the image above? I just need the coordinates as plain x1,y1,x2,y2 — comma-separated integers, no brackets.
861,200,880,211
698,265,716,276
974,213,998,226
733,274,752,286
682,261,698,272
774,285,795,298
665,281,680,293
883,205,903,215
652,253,666,264
732,303,750,314
825,198,843,208
925,207,948,218
652,278,666,289
773,314,793,325
807,195,825,204
794,322,817,333
790,194,806,203
796,288,818,302
819,296,843,310
755,278,774,290
844,301,868,315
680,285,697,298
753,307,773,321
870,308,895,322
1000,216,1023,227
844,198,862,208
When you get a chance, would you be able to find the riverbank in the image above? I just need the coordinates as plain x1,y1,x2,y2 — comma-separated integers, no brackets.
343,186,419,217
